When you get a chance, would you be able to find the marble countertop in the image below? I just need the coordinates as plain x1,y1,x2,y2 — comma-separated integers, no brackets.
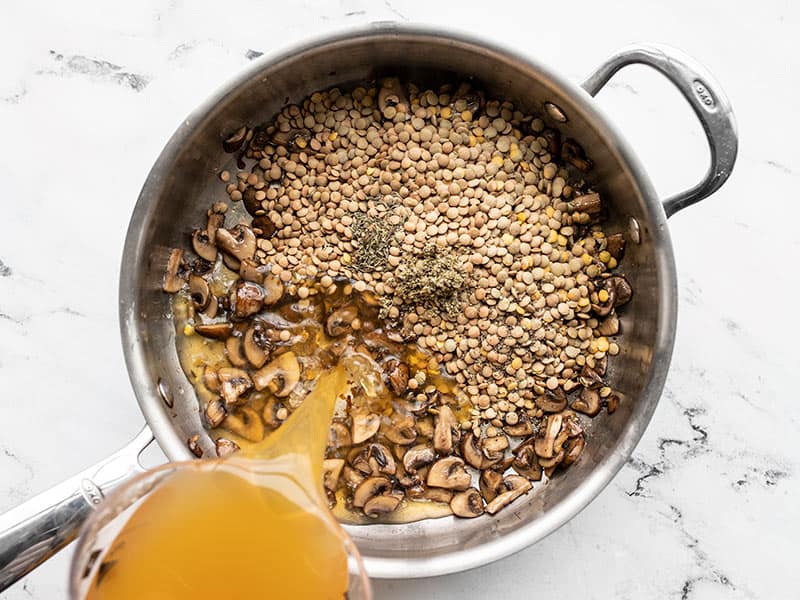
1,1,797,598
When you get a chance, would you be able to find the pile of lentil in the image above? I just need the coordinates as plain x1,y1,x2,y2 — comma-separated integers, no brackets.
219,79,628,438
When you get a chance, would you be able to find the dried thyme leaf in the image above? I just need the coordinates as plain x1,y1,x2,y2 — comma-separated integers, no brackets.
392,246,465,318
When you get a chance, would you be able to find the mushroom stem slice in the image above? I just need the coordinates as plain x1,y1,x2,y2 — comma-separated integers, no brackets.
162,249,185,293
252,351,300,397
485,476,532,515
534,413,563,459
323,458,346,492
450,488,485,518
427,457,471,491
433,405,459,455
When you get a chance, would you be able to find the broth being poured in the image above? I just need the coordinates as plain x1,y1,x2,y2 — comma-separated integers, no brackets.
85,367,359,599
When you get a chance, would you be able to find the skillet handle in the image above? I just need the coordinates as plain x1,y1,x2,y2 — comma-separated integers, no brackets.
581,43,738,218
0,426,154,592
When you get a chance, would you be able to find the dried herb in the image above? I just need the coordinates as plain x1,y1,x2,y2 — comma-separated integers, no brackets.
351,200,400,272
392,245,465,318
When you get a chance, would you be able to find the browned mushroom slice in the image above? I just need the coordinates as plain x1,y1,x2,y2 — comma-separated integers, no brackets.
562,435,585,467
239,258,265,284
606,393,619,414
192,229,217,262
538,450,565,478
243,322,272,369
326,305,358,337
462,432,494,470
534,389,567,413
352,476,393,509
579,364,604,390
450,488,485,518
323,458,345,492
229,280,265,320
206,212,224,243
217,367,252,406
252,351,300,397
162,248,185,293
214,437,240,457
561,138,594,172
351,412,381,444
342,466,366,490
427,457,471,491
402,444,435,473
328,421,352,450
222,126,247,153
416,416,434,439
216,225,256,262
422,488,453,504
262,396,286,429
606,276,633,307
188,274,211,311
503,412,533,437
203,367,220,392
481,434,509,463
597,313,620,336
349,443,397,477
386,360,410,395
225,336,248,368
479,469,504,503
251,215,276,238
384,414,417,446
541,127,561,156
534,413,563,459
364,490,404,518
262,275,284,306
187,434,203,458
605,232,626,259
271,128,312,151
568,192,602,215
195,322,232,340
572,387,601,417
433,405,459,455
222,406,265,442
204,398,226,428
485,475,532,515
511,438,543,481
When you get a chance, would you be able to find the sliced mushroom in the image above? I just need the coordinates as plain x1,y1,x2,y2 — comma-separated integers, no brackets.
534,389,567,413
192,229,217,262
351,412,381,444
606,393,619,415
350,443,397,477
216,225,256,262
214,437,240,457
326,305,358,337
364,491,404,518
203,367,220,392
243,322,272,368
342,466,365,490
541,127,561,156
377,77,409,115
223,406,265,442
422,488,453,504
433,405,458,455
217,367,252,406
479,469,504,503
262,275,284,306
561,138,594,172
572,387,601,417
204,398,227,428
162,248,185,293
239,258,265,284
352,476,392,509
195,322,232,340
402,444,435,473
597,313,620,336
416,416,434,439
206,212,224,244
534,413,563,459
606,275,633,307
503,412,533,437
225,335,248,368
328,421,352,450
262,396,286,429
229,280,265,320
579,365,603,390
189,275,211,311
253,351,300,397
384,414,417,446
562,435,585,467
271,128,311,151
605,232,626,259
187,434,203,458
450,488,485,518
386,360,409,395
568,192,602,215
462,432,495,470
323,458,345,492
251,215,276,238
222,125,247,153
538,451,565,478
427,456,471,491
481,434,509,463
511,438,543,481
485,475,532,515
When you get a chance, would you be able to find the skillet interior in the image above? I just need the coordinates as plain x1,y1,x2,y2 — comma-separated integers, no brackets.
119,25,676,577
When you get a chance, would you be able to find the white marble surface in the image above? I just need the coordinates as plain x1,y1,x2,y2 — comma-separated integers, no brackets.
1,1,798,598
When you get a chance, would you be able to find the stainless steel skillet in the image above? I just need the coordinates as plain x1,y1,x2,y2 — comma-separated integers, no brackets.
0,23,737,590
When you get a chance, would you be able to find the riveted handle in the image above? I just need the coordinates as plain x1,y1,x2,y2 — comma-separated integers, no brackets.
582,43,738,217
0,426,154,592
